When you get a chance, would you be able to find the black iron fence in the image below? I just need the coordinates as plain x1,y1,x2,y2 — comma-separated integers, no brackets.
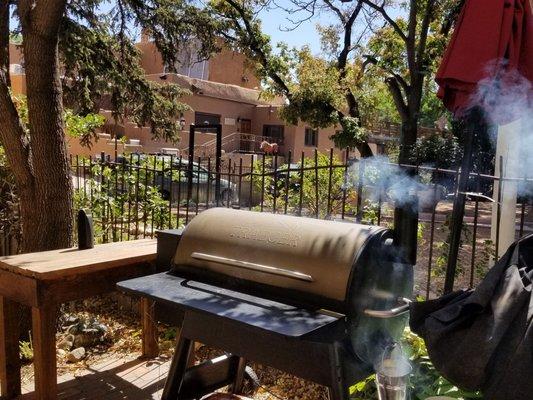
2,150,532,298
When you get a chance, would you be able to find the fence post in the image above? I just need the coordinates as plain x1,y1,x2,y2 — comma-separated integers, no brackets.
444,108,481,294
215,124,222,206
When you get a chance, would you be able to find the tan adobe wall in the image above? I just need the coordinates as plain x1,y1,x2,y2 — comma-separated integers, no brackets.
135,39,260,88
208,48,260,89
8,44,26,95
136,41,165,75
10,74,26,96
9,43,23,65
252,106,346,159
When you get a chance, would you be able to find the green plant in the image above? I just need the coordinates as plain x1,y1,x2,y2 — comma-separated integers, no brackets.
19,339,33,362
252,152,353,218
360,201,380,225
331,117,369,150
350,329,482,400
73,155,176,243
411,132,461,169
432,214,471,280
474,240,495,282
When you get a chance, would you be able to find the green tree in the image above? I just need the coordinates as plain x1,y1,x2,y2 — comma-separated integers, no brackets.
0,0,218,252
359,0,455,262
212,0,375,157
215,0,456,261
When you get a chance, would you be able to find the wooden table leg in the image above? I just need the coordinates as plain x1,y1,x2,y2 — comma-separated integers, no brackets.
140,298,159,358
32,304,57,400
0,297,21,399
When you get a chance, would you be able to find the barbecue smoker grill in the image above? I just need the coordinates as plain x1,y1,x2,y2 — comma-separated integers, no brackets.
118,208,413,400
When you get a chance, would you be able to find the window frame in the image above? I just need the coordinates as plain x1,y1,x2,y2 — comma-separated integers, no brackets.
304,127,319,147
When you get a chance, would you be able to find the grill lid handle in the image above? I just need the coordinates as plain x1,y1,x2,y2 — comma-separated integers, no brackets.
363,297,411,318
191,252,314,282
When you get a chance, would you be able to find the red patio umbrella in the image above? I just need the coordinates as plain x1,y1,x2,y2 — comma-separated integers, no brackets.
437,0,533,117
434,0,533,293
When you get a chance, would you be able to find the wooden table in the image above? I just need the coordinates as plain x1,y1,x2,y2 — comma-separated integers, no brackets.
0,239,158,400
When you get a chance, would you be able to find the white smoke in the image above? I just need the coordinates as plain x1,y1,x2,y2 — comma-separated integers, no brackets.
345,155,427,212
472,61,533,197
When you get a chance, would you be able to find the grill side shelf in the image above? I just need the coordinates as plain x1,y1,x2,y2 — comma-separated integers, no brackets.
190,252,314,282
117,272,339,338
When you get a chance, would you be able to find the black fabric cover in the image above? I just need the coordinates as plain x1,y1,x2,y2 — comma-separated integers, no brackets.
410,233,533,399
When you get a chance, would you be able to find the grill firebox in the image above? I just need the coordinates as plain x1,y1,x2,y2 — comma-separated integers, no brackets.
119,208,413,399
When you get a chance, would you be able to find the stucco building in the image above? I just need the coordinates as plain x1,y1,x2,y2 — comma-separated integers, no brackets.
8,38,379,161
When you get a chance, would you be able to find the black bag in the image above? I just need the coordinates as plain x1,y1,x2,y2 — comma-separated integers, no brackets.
410,234,533,400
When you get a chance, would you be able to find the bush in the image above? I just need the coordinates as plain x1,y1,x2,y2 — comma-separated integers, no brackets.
350,329,482,400
73,155,175,243
251,152,356,218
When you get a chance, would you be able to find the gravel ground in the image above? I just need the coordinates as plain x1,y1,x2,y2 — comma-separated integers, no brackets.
20,296,329,400
18,201,532,399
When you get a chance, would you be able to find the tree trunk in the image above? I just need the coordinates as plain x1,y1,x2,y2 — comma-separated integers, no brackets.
18,0,73,252
357,141,374,158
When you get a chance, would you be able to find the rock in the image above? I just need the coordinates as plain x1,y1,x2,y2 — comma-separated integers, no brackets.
57,334,75,351
56,349,67,357
66,323,81,335
73,328,105,348
66,347,86,363
64,315,79,325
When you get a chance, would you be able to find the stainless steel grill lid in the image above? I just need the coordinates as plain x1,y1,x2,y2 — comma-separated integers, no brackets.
171,208,412,365
173,209,386,307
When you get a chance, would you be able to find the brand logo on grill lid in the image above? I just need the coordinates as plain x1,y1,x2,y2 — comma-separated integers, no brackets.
229,223,302,247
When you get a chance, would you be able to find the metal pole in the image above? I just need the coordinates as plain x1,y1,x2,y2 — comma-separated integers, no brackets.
186,124,195,223
215,124,222,206
444,108,481,294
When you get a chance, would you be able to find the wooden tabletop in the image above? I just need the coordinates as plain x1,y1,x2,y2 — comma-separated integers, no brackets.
0,239,157,280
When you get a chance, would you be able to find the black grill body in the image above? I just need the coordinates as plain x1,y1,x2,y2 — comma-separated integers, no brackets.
118,209,413,400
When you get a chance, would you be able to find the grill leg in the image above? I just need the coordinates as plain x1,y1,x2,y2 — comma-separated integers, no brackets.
328,343,350,400
229,357,247,394
161,333,194,400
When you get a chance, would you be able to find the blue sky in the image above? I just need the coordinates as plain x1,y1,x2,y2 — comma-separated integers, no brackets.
10,1,396,55
258,7,325,53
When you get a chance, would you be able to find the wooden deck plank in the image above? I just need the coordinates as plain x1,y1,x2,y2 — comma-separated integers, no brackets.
0,239,157,280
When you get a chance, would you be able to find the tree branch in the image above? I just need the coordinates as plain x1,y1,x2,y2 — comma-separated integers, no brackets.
361,0,407,43
398,0,416,78
416,0,435,69
0,76,34,190
363,54,410,96
385,77,409,121
322,0,347,24
337,1,364,118
224,0,292,97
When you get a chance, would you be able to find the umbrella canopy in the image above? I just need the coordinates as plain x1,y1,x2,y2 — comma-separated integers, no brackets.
436,0,533,118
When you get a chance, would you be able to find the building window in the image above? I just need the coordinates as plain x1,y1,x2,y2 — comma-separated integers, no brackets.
305,128,318,147
195,112,221,133
263,125,284,142
195,112,221,126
